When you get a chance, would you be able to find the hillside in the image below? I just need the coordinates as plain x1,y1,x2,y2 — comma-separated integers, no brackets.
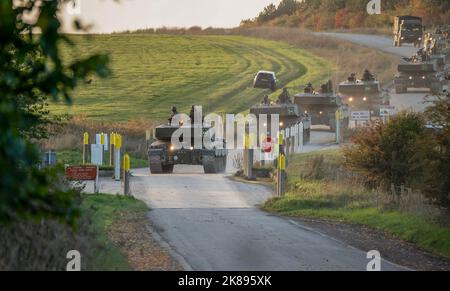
52,35,330,122
241,0,449,31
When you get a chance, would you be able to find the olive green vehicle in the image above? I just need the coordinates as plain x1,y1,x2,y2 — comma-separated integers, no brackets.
394,56,442,94
294,81,349,132
338,71,387,117
149,121,227,174
250,89,311,144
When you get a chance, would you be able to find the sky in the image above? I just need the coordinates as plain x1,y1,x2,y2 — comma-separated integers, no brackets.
61,0,282,33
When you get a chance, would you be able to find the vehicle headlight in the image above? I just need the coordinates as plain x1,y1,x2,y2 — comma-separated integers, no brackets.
422,76,426,79
319,111,323,115
348,97,354,102
170,146,176,151
401,37,405,40
363,97,368,101
409,76,413,80
279,122,284,127
418,38,422,41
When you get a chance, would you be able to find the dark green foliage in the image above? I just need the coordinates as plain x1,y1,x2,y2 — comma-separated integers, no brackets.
422,96,450,208
343,112,427,189
0,0,110,225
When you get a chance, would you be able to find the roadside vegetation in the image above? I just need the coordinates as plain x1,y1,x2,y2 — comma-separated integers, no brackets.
241,0,449,31
264,97,450,259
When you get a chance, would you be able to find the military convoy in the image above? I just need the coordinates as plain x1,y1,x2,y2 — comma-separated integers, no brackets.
294,81,347,132
148,107,227,174
250,88,311,143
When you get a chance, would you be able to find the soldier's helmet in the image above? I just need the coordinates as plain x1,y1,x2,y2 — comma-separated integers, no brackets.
171,106,177,112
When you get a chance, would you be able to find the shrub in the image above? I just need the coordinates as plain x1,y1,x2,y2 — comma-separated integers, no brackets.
343,112,427,189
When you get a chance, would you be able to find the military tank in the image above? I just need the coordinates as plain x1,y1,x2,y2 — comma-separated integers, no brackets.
394,53,442,94
338,71,386,117
250,89,311,143
148,108,227,174
294,81,349,132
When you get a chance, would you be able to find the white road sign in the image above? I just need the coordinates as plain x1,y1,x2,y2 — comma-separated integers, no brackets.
380,106,396,117
351,111,371,121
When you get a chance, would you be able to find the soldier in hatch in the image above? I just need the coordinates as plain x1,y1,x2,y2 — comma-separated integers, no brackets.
362,69,375,82
277,88,291,103
168,106,178,124
304,83,314,94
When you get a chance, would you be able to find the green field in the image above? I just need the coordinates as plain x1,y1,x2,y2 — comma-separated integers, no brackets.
52,34,330,121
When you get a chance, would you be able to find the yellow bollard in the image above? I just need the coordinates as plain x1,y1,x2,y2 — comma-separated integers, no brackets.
123,154,131,196
83,132,89,165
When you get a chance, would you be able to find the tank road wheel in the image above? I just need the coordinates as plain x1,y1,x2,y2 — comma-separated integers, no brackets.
203,153,227,174
149,154,163,174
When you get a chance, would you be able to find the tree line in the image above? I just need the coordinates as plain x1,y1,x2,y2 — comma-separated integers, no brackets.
241,0,449,30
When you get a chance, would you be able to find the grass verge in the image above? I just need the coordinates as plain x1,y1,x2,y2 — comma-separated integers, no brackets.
263,149,450,259
81,194,149,270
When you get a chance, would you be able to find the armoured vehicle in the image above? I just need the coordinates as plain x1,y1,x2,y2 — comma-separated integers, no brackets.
148,108,227,174
250,89,311,143
394,53,443,94
253,71,277,91
338,71,386,117
294,81,349,132
393,16,423,47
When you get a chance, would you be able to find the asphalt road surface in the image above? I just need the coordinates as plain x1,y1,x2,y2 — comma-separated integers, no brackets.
112,130,404,271
317,32,433,112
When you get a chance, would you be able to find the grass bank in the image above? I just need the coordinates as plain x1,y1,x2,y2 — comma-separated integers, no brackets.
263,149,450,259
81,195,147,270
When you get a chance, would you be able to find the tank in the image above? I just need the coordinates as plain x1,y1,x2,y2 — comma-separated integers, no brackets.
148,123,227,174
394,57,442,94
338,75,386,116
294,82,348,132
250,95,311,144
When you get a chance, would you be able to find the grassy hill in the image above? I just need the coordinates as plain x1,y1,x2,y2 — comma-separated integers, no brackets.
52,34,330,122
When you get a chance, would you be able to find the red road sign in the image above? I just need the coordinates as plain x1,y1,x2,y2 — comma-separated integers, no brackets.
262,137,274,153
66,166,98,181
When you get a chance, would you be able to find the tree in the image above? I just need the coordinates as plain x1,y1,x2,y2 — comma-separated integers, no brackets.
422,95,450,208
0,0,110,225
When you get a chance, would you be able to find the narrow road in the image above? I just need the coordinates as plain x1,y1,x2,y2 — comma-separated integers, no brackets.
119,131,404,271
317,32,432,112
131,177,403,270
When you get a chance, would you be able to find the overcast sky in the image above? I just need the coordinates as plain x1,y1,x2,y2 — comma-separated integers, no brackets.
61,0,282,33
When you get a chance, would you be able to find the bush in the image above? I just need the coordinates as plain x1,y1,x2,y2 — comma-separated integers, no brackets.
343,112,427,189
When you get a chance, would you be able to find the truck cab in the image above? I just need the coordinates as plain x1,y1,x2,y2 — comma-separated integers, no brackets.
393,16,424,47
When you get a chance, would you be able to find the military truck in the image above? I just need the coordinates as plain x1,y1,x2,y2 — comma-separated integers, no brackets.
393,16,424,47
148,113,227,174
294,81,348,132
338,71,386,117
394,54,443,94
250,89,311,144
